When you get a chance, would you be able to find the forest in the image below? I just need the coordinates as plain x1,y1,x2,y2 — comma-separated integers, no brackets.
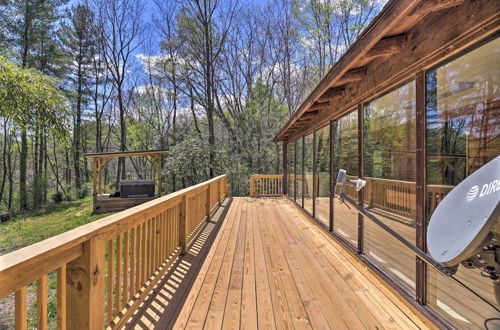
0,0,385,214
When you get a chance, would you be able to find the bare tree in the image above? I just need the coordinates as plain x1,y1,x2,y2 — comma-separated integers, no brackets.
95,0,143,183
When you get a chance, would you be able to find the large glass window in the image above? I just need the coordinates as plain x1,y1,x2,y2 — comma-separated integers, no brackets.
364,80,417,294
304,134,314,214
333,111,359,247
287,142,294,199
426,37,500,328
316,125,330,227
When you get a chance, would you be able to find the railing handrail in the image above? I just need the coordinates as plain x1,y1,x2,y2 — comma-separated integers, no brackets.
0,174,227,299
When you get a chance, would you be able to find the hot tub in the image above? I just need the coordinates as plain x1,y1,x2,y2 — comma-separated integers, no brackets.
120,180,155,198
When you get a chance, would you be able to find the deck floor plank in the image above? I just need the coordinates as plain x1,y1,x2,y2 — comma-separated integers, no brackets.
173,197,431,330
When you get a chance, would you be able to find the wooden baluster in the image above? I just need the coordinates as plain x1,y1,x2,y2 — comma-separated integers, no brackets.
66,235,105,329
154,215,159,271
123,231,129,306
141,221,147,285
107,239,114,325
150,218,155,275
135,224,142,296
57,265,67,330
149,217,156,277
162,212,166,262
15,287,27,330
146,220,151,278
130,227,135,301
37,275,48,330
180,196,187,254
116,234,122,313
217,178,221,206
160,211,166,265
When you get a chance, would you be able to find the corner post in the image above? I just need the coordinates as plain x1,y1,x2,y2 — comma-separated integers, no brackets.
66,235,105,329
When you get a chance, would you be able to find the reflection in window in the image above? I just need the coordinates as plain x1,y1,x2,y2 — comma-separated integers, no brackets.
333,111,359,246
364,79,417,294
426,38,500,328
316,125,330,227
304,134,314,214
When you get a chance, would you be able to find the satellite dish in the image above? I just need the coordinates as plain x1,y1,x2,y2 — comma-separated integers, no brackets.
335,169,366,196
427,156,500,267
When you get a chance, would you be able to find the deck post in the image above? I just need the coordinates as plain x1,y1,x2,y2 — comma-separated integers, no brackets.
66,235,105,330
179,195,187,254
206,184,211,221
249,175,254,197
92,159,98,212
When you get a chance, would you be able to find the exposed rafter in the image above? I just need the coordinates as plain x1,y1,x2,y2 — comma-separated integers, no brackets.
307,102,329,112
335,67,367,85
318,87,345,103
366,34,407,59
409,0,465,16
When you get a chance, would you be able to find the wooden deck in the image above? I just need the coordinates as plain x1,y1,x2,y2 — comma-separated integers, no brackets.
143,197,432,329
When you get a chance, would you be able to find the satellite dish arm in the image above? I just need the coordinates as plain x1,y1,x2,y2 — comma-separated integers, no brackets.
338,188,457,276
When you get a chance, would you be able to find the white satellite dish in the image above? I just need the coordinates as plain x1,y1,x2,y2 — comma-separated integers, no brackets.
336,157,500,307
427,156,500,267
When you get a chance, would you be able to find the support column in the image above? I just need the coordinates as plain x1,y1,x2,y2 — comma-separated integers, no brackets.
358,104,365,254
283,141,288,196
416,70,428,305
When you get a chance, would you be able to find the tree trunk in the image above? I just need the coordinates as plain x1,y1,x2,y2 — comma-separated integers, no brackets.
74,60,83,196
20,128,28,211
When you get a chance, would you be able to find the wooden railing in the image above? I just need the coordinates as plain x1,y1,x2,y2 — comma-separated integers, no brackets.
251,173,453,219
249,174,283,197
0,175,228,330
344,176,453,219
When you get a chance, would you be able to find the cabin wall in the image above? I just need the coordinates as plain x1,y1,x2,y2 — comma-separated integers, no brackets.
282,2,500,327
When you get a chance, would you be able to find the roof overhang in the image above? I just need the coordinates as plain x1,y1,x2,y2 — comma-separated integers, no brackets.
274,0,467,143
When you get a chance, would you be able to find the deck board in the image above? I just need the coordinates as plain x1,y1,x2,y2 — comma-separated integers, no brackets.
173,197,430,329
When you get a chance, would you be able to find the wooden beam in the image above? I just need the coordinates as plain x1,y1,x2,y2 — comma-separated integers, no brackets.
409,0,465,16
335,67,367,85
366,34,407,58
307,102,329,112
318,87,345,103
300,111,319,120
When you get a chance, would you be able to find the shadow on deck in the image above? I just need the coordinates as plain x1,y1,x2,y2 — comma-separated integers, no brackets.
127,197,431,329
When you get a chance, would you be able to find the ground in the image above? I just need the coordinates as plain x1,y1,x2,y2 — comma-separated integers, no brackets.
0,197,113,329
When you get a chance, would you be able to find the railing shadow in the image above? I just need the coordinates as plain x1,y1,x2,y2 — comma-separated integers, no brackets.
123,198,233,329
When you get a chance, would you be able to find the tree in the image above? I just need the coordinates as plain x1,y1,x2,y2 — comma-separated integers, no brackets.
1,0,68,210
96,0,143,183
60,3,96,197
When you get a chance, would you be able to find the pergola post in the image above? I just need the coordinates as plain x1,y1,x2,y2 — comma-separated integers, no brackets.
92,159,98,212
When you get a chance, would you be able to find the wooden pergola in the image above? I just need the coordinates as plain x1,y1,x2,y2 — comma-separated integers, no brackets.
84,149,168,212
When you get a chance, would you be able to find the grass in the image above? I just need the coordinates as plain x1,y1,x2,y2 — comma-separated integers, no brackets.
0,197,114,329
0,196,112,255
